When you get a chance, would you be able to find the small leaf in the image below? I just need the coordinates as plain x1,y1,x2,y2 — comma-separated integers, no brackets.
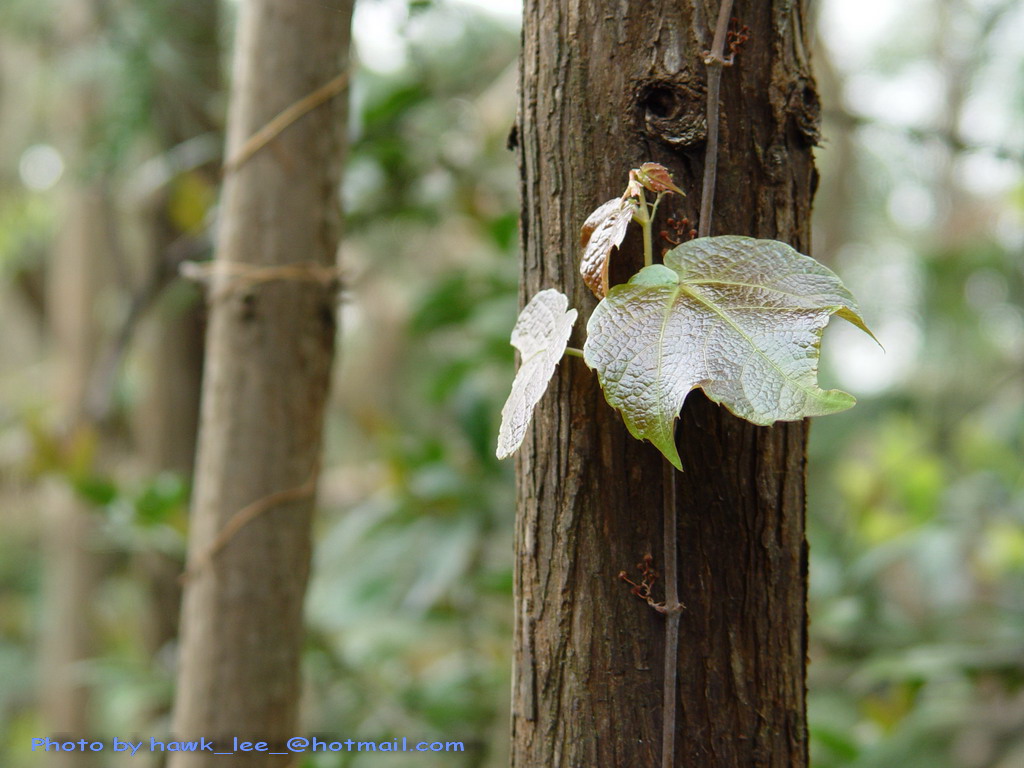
73,474,118,506
134,473,190,526
579,197,635,299
496,289,577,459
633,162,685,196
584,236,874,469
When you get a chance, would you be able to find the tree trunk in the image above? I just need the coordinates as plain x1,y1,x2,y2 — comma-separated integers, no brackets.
132,0,220,662
39,3,109,765
169,2,352,766
512,2,817,766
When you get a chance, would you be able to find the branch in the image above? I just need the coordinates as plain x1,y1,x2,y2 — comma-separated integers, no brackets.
697,0,736,238
661,460,683,768
180,461,320,584
222,70,349,174
84,230,210,423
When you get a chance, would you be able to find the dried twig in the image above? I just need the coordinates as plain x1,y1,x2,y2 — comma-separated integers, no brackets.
660,460,684,768
698,0,736,239
180,259,342,287
222,70,349,174
180,463,319,584
180,260,343,305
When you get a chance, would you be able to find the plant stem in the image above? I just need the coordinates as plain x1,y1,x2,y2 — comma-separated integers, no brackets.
660,5,735,766
642,216,654,268
698,0,735,238
563,346,585,359
661,459,681,768
648,191,667,265
634,193,655,267
650,192,665,229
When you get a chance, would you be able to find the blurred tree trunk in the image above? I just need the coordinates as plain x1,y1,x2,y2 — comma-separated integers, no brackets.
131,0,221,662
512,1,816,766
169,2,352,766
811,40,857,267
40,2,107,765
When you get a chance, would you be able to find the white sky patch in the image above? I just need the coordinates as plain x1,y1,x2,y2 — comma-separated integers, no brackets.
821,0,1022,197
353,0,410,74
887,182,935,230
829,316,919,396
819,0,913,70
354,0,520,75
957,152,1021,196
959,87,1018,148
18,145,64,192
825,242,921,396
844,64,945,127
451,0,521,23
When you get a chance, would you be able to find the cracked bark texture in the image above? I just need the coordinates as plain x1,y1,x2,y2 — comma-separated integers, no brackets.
168,2,352,766
512,1,817,766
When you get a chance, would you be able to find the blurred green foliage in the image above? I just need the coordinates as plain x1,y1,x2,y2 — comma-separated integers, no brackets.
304,6,519,764
808,232,1024,765
806,4,1024,763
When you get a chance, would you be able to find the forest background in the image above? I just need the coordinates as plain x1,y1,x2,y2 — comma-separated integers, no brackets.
0,0,1022,766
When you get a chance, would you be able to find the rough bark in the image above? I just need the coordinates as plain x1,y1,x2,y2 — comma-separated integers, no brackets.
512,2,817,766
168,3,352,766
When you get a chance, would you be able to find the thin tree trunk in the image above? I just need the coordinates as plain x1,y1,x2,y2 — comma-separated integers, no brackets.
132,0,220,661
169,2,352,766
134,280,205,655
40,3,108,765
512,2,817,766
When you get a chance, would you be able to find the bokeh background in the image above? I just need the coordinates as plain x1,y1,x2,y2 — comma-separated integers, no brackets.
0,0,1022,766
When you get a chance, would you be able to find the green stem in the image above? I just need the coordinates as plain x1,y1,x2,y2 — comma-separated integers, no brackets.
650,192,665,229
642,217,654,268
563,346,585,359
633,193,654,267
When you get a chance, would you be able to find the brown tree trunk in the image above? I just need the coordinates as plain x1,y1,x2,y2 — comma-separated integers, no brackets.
168,2,352,766
512,1,817,766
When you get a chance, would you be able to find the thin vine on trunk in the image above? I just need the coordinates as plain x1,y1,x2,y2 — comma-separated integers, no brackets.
659,3,737,765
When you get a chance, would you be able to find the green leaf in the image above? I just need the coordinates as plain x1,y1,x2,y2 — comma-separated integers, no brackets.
134,473,189,526
73,475,118,506
496,289,577,459
584,236,874,469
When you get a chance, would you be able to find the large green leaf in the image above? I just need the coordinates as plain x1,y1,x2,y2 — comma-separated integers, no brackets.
496,289,577,459
583,236,874,469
